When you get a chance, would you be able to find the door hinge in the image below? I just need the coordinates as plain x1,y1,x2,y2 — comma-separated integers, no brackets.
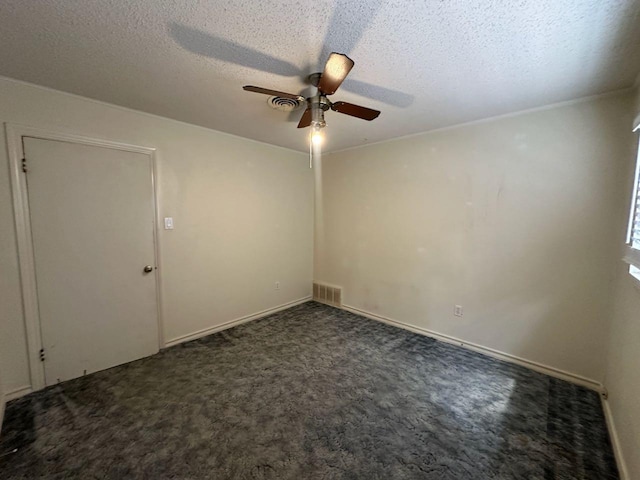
21,158,27,173
39,348,45,362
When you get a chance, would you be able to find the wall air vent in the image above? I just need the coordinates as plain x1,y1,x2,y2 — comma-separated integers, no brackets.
313,282,342,307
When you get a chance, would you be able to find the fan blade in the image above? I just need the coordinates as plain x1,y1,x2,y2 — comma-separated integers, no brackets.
243,86,302,100
317,53,354,95
331,101,380,121
297,108,312,128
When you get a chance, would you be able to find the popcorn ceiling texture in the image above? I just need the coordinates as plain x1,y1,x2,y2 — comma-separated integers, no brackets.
0,0,639,152
0,302,618,479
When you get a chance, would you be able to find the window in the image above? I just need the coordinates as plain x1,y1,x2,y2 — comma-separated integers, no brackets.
625,122,640,282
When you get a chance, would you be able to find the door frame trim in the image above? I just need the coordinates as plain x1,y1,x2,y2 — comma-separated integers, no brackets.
6,123,164,391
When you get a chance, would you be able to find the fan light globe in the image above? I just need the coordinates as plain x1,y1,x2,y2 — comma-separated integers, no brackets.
311,129,323,146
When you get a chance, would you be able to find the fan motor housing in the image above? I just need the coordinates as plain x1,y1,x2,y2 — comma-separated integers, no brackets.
311,94,332,111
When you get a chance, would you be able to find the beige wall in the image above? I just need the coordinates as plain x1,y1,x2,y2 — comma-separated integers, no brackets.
0,77,313,396
601,88,640,480
316,92,633,383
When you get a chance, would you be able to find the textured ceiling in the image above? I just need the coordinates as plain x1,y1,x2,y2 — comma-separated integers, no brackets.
1,0,640,152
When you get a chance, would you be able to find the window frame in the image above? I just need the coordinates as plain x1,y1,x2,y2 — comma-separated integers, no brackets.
624,116,640,280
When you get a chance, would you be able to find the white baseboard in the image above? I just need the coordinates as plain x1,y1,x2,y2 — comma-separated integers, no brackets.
602,398,629,480
4,385,32,402
0,392,4,435
342,304,605,393
164,296,312,347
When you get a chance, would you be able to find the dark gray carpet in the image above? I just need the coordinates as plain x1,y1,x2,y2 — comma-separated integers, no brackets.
0,302,618,479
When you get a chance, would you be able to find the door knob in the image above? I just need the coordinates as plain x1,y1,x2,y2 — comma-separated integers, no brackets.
143,265,154,273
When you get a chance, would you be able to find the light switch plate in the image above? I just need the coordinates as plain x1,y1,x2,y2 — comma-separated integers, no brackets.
164,217,174,230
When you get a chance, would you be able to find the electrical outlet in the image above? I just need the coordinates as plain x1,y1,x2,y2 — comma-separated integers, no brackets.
454,305,463,317
275,281,280,290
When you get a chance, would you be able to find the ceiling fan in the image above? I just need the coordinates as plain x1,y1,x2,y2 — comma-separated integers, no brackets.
243,53,381,138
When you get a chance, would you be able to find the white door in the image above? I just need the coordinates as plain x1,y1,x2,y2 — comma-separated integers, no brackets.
23,137,159,385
